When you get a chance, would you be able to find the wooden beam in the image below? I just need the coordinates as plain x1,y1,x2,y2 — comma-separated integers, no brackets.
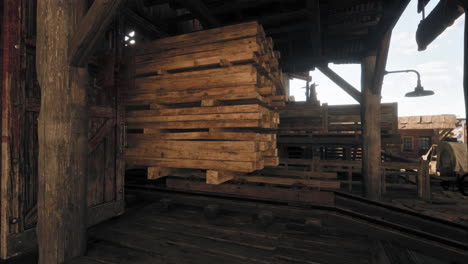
372,30,392,95
361,55,382,201
417,160,431,200
37,0,89,263
69,0,124,67
307,0,321,57
464,3,468,191
176,0,220,28
317,65,362,103
122,7,168,39
416,0,464,51
367,0,409,49
206,170,238,185
144,0,171,6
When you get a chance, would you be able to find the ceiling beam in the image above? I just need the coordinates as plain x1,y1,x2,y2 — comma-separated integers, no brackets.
416,0,464,51
307,0,321,57
366,0,409,51
144,0,171,6
122,7,168,39
176,0,220,28
317,65,362,103
69,0,124,67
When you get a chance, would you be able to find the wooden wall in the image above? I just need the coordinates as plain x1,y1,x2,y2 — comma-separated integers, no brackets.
0,0,125,259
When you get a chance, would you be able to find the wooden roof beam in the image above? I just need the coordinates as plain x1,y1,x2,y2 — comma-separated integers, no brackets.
144,0,171,6
122,7,168,39
177,0,220,28
416,0,464,51
307,0,321,57
317,65,362,104
69,0,125,67
366,0,409,51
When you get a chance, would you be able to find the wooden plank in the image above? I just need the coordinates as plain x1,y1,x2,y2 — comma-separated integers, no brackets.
206,170,238,185
259,168,337,179
236,176,340,189
135,21,260,55
264,156,279,167
126,148,261,162
135,37,261,61
129,92,265,106
132,65,260,92
128,104,265,117
88,118,116,154
127,112,262,123
148,167,172,180
127,138,259,152
165,178,336,205
69,0,124,66
135,47,257,74
126,157,256,172
129,120,263,130
140,131,261,141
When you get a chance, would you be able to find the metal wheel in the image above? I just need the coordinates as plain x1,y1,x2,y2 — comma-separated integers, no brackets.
459,173,468,196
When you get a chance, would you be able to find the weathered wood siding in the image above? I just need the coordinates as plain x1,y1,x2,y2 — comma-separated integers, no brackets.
0,0,125,259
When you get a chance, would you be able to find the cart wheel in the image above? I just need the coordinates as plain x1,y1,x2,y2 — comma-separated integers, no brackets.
459,174,468,196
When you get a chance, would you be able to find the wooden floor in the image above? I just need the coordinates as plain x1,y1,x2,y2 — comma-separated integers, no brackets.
66,204,369,264
61,198,449,264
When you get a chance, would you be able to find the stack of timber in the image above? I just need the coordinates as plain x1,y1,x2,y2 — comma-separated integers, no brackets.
125,22,285,184
278,102,400,160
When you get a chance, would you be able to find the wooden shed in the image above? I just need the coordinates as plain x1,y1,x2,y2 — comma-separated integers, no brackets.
2,1,468,264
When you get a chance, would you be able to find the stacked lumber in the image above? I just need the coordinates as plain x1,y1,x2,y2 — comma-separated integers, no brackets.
279,102,398,134
125,22,285,184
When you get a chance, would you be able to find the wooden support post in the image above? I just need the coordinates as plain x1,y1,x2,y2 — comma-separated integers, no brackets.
321,103,329,133
465,4,468,186
361,30,392,201
36,2,89,263
417,160,431,200
361,55,383,201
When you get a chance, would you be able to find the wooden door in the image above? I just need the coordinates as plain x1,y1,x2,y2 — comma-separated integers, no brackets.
0,0,125,259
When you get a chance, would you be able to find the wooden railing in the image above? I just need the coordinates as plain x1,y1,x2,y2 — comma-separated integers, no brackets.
279,158,421,193
278,102,399,135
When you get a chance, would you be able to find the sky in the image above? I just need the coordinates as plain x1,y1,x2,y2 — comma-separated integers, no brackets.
289,1,466,117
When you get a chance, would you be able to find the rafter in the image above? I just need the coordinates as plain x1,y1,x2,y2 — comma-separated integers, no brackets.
307,0,321,57
69,0,124,67
317,65,362,104
122,7,168,39
177,0,220,28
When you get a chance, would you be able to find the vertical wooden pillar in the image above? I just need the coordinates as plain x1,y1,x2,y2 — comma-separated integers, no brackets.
417,159,431,200
361,31,391,201
361,55,382,200
1,0,22,259
36,1,88,263
464,6,468,182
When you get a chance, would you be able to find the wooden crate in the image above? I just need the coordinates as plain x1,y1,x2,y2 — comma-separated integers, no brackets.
125,22,284,184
